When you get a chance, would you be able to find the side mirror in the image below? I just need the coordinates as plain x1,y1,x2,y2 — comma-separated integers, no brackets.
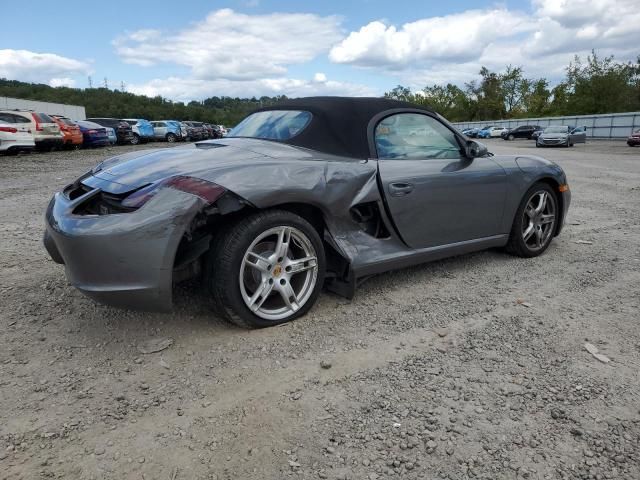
466,140,488,159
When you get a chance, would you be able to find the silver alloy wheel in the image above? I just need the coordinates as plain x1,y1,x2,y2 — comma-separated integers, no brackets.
239,226,318,321
522,190,556,251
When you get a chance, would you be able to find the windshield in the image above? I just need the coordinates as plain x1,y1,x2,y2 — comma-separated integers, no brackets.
34,112,54,123
229,110,312,140
544,126,569,133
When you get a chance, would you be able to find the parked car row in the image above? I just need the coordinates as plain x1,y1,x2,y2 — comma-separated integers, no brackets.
462,126,508,138
461,124,593,148
0,109,229,154
0,110,63,153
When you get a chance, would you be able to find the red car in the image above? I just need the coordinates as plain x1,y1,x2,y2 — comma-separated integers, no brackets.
627,129,640,147
51,115,83,148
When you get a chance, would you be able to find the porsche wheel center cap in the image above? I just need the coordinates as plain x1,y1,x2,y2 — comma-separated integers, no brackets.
272,265,283,277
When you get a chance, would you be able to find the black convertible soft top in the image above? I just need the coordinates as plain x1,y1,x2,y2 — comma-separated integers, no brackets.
253,96,435,159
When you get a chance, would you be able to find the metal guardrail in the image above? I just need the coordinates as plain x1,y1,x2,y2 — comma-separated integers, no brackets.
453,112,640,139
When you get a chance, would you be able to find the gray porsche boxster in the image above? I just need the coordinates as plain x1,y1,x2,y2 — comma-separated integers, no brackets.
44,97,570,328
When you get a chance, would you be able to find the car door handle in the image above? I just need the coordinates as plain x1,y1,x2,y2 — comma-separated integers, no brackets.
389,182,414,196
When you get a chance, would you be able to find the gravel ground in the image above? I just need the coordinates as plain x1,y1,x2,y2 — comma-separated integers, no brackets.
0,139,639,480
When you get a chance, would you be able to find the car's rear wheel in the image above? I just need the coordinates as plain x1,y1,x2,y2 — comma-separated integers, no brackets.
506,183,558,258
206,210,326,328
166,133,177,143
130,133,140,145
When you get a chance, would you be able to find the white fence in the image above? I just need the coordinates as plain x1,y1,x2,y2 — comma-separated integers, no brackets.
453,112,640,139
0,97,86,120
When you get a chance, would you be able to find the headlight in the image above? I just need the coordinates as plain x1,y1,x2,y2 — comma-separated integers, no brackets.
121,176,226,208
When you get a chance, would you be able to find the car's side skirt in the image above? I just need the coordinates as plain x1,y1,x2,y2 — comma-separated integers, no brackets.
353,234,509,278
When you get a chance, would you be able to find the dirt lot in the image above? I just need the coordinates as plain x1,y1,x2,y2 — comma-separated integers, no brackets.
1,139,639,480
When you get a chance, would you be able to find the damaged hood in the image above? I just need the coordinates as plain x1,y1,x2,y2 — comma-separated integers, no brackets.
83,138,317,195
81,137,378,214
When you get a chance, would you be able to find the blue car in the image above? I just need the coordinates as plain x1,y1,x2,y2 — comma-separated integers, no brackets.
150,120,185,142
124,118,155,145
476,126,492,139
462,127,480,138
76,120,110,147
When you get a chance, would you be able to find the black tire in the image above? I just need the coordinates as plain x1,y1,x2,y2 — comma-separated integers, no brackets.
506,183,558,258
508,134,515,141
205,210,326,328
130,134,140,145
535,143,540,148
166,133,177,143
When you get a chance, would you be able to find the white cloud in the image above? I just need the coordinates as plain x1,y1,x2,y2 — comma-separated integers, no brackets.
0,49,90,84
329,1,640,88
313,72,328,83
114,8,343,80
329,9,534,67
527,0,640,55
127,75,375,102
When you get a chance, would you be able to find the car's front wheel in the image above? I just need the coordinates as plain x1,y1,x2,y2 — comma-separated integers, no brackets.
506,183,558,258
206,210,326,328
508,134,515,141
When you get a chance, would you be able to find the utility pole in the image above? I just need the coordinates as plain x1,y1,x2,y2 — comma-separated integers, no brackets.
103,77,108,89
120,81,126,92
88,76,93,88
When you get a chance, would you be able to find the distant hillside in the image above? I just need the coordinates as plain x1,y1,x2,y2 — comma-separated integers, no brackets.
0,78,286,126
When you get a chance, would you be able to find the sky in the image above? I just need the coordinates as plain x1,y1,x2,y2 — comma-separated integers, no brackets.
1,0,638,102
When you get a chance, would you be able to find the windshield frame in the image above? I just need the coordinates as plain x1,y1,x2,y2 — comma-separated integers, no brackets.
544,126,569,133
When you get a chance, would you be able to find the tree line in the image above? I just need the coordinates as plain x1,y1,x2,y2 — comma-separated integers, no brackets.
0,79,285,126
385,52,640,122
1,52,638,124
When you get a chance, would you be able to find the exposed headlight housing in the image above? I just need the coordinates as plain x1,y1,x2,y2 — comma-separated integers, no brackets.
121,176,226,208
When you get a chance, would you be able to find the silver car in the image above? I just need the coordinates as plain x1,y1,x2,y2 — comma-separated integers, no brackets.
44,97,570,328
150,121,182,142
537,125,587,147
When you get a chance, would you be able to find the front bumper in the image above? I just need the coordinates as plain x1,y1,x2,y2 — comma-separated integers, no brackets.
537,137,567,146
44,185,203,311
627,138,640,146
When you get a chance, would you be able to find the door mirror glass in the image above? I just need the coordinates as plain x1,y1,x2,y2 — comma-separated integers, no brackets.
466,140,488,159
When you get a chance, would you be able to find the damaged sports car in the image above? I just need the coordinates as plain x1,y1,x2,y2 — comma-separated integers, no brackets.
44,97,570,328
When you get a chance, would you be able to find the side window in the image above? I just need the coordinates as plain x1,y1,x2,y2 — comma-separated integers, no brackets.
375,113,461,159
0,113,15,123
14,114,32,124
157,122,166,127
